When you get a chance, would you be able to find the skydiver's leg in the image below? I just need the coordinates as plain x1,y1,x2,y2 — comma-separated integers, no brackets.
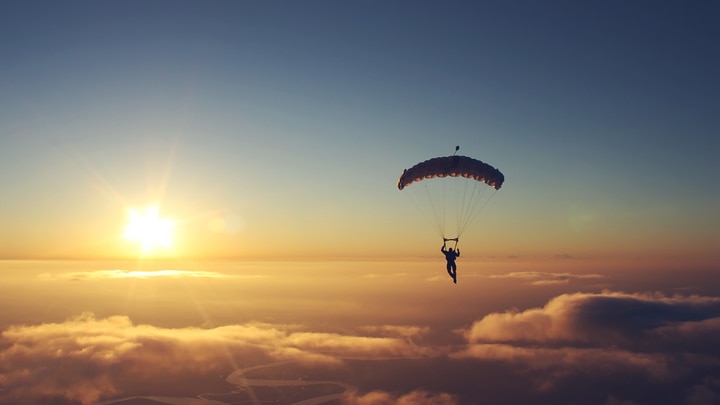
446,262,453,278
451,262,457,284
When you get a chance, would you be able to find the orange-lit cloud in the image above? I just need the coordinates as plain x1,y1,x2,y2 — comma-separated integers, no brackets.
464,291,720,346
0,314,432,405
358,325,430,338
488,271,603,286
37,269,232,281
342,390,458,405
455,343,672,389
283,332,431,358
4,291,720,405
454,291,720,397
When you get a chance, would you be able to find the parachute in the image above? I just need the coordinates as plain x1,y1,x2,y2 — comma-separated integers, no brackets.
397,155,504,191
397,150,504,244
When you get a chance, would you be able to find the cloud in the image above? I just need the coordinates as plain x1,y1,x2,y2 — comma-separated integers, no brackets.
39,269,230,281
682,377,720,405
358,325,430,339
342,390,458,405
488,271,602,286
4,292,720,405
604,396,643,405
464,291,720,347
454,291,720,401
282,331,430,358
0,314,431,405
456,343,672,385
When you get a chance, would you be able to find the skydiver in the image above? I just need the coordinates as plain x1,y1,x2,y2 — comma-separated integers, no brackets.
441,241,460,284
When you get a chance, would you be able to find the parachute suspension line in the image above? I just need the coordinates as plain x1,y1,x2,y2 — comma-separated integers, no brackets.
415,176,497,241
422,181,446,239
467,181,489,233
454,181,465,239
456,179,486,238
439,176,449,238
455,177,471,239
404,183,442,238
397,152,504,245
462,189,498,236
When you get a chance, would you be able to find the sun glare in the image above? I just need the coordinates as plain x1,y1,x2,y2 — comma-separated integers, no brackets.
123,206,176,254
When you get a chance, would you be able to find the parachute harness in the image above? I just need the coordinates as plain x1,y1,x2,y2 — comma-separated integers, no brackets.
443,237,459,249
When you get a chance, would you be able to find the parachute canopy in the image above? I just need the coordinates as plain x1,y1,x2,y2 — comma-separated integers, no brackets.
397,155,504,191
397,153,504,242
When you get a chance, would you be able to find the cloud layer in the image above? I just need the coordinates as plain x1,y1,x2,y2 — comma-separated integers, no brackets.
0,314,434,405
456,291,720,404
464,291,720,347
343,390,458,405
3,291,720,405
487,271,603,286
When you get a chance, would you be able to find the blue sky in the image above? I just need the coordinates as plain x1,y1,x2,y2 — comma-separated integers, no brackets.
0,1,718,260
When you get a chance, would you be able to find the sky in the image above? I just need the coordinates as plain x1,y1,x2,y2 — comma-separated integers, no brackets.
1,2,720,404
1,0,718,262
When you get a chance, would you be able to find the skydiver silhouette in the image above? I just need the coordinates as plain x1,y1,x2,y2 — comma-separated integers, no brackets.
441,242,460,284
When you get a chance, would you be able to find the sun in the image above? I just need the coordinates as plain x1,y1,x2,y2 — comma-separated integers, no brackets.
123,206,176,254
